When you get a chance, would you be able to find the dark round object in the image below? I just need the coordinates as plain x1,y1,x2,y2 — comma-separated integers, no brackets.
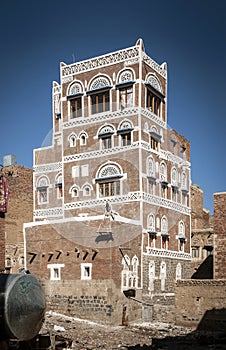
0,273,46,341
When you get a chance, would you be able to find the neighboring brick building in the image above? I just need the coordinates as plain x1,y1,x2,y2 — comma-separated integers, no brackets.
214,192,226,279
1,164,33,273
175,192,226,330
24,39,192,325
190,184,214,278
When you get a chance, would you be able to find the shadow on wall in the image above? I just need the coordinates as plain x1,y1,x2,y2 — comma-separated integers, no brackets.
191,255,213,279
127,308,226,349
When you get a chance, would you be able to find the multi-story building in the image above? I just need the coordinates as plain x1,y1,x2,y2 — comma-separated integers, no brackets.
24,39,191,325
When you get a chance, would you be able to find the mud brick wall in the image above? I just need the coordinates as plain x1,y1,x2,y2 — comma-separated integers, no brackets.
175,279,226,331
214,192,226,279
0,214,5,271
3,165,33,273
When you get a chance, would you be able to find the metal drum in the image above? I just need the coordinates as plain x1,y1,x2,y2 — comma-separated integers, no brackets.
0,273,46,341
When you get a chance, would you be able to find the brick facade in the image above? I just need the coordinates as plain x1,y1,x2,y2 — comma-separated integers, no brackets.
190,184,214,278
1,165,33,273
214,192,226,279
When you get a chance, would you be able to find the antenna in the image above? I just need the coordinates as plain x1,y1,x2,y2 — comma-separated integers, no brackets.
72,53,75,63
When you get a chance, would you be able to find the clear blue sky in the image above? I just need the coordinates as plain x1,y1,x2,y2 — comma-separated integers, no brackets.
0,0,225,214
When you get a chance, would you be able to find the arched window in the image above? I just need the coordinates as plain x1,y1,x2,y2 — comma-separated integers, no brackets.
122,255,130,270
88,76,112,114
150,126,162,151
176,263,182,280
96,163,123,198
68,133,77,147
79,131,88,146
36,176,49,204
161,216,169,250
55,174,63,198
145,74,164,118
69,185,80,198
116,69,135,110
181,171,187,189
160,162,167,181
117,120,133,146
171,167,178,185
147,156,155,177
67,82,83,118
82,183,92,197
160,261,166,291
131,256,139,288
98,125,115,150
149,261,155,291
178,221,186,252
171,167,179,202
147,214,155,231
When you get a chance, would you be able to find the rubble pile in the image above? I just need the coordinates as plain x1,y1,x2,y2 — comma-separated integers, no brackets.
39,312,226,350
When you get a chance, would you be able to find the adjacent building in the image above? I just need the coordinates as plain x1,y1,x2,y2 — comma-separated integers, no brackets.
24,39,191,325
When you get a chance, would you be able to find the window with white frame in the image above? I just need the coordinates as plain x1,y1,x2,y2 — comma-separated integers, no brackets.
131,256,139,288
147,214,156,248
69,133,77,147
178,220,186,252
55,174,63,198
160,261,166,291
98,125,114,150
79,132,88,146
88,76,111,114
150,128,161,151
161,216,169,250
81,263,92,280
116,70,134,110
82,184,92,196
70,185,80,198
176,263,182,280
171,167,179,202
145,74,164,118
81,164,89,177
47,264,64,281
149,261,155,291
96,163,123,198
72,166,79,178
147,156,155,178
121,255,130,290
67,82,83,119
117,120,133,147
36,176,49,204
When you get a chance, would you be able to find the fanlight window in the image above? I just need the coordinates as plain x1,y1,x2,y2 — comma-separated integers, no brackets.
69,83,82,95
96,163,122,198
146,74,162,93
98,125,114,149
68,83,83,118
117,120,133,146
89,76,111,114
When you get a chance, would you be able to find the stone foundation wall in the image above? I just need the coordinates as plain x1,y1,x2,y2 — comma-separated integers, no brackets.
175,279,226,331
42,279,142,326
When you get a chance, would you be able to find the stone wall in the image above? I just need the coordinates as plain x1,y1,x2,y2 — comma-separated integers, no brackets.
2,165,33,273
0,214,5,271
175,279,226,331
42,279,142,325
214,192,226,279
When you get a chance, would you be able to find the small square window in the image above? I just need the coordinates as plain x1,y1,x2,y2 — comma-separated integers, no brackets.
81,263,92,280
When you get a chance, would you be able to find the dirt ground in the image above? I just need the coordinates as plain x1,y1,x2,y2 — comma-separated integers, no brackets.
39,311,226,350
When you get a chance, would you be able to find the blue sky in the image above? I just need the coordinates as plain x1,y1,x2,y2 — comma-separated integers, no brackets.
0,0,225,214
